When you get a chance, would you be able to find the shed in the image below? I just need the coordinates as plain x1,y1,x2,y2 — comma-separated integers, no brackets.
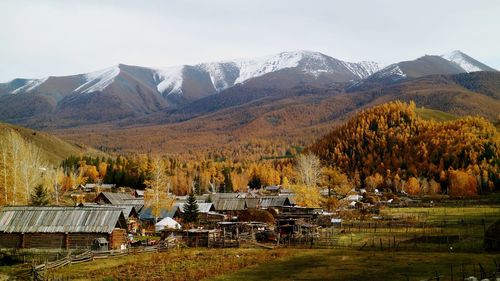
0,206,127,250
184,229,217,247
155,217,182,232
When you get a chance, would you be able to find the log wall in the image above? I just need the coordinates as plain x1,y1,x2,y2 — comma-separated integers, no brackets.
0,233,110,249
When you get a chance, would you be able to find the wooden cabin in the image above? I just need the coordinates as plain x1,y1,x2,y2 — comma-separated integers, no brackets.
0,206,127,250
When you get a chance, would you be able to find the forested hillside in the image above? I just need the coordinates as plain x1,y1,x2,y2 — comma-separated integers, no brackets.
310,101,500,196
0,123,104,205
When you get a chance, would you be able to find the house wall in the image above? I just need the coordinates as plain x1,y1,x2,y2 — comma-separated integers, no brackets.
24,233,65,248
0,233,21,248
0,233,110,250
69,233,109,249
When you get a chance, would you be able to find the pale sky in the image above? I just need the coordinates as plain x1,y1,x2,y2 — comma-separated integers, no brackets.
1,0,499,82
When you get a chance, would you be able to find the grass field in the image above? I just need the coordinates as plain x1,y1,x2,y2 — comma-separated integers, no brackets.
211,249,500,281
415,107,459,122
331,206,500,252
5,248,496,281
47,248,292,281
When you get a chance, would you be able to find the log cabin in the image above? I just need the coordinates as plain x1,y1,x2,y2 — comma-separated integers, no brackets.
0,206,127,250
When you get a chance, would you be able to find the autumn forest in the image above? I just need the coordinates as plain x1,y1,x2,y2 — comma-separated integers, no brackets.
0,101,498,208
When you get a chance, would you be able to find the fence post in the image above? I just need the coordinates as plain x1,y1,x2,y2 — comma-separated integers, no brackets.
450,264,453,281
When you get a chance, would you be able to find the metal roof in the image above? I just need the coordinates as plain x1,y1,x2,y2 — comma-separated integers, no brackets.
177,203,214,213
0,206,126,234
213,198,247,211
96,192,144,210
139,205,179,221
79,203,137,218
213,196,291,211
97,192,136,205
244,198,260,209
259,196,291,208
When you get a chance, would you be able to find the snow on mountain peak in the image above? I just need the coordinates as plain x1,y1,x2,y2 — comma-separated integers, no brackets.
11,78,48,94
343,61,381,79
234,51,306,84
5,50,384,97
197,62,239,91
440,50,483,73
73,65,121,94
155,65,185,95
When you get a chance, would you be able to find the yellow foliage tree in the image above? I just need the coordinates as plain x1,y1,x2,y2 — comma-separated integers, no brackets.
448,170,477,197
144,157,175,222
289,184,322,207
405,177,420,195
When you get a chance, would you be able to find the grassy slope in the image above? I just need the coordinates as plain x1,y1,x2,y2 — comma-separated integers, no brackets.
415,107,460,122
46,248,292,281
0,122,104,165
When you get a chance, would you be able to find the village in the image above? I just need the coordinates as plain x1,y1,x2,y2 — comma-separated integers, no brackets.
1,180,500,280
0,184,340,252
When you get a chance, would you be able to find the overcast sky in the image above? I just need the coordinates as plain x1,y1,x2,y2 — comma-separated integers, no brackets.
1,0,499,82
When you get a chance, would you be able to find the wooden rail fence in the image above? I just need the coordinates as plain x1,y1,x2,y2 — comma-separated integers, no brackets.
32,238,177,280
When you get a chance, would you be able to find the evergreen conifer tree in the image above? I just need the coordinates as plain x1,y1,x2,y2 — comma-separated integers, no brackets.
31,184,50,206
183,193,199,223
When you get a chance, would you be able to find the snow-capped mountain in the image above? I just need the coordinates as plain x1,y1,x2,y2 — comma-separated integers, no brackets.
441,50,497,73
0,50,496,128
362,51,497,85
1,51,379,99
153,51,381,97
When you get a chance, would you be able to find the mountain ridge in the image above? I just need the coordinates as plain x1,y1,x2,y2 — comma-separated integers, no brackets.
0,50,497,130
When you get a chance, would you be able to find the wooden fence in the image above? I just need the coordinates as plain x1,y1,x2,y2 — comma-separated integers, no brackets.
31,238,177,281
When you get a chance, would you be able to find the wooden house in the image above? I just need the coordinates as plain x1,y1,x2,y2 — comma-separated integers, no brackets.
213,198,247,215
79,203,140,234
0,206,127,250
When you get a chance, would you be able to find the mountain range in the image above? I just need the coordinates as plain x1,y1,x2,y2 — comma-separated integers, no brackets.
0,50,498,153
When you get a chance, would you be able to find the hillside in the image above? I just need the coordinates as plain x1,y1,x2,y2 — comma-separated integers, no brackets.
48,71,500,155
0,122,103,164
0,51,380,128
309,101,500,196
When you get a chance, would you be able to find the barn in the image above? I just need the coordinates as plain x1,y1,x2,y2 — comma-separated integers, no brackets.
0,206,127,250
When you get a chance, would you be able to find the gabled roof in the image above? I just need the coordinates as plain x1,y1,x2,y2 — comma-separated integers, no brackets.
0,206,126,234
259,196,291,208
177,203,214,213
139,205,179,221
95,192,144,209
79,203,138,218
213,198,247,211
